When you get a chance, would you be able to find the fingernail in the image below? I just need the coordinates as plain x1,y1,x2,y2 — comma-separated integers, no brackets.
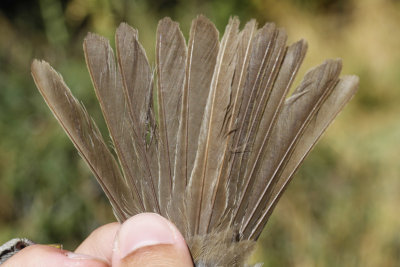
66,251,104,261
115,213,177,259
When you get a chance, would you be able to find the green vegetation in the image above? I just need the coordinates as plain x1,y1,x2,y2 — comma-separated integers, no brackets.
0,0,399,265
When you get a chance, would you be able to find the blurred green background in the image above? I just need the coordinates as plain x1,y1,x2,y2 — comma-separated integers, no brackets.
0,0,399,265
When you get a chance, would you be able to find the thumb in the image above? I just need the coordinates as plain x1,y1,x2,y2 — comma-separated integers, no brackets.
112,213,193,267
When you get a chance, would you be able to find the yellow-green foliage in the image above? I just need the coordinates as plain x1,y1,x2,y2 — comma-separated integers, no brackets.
0,0,399,266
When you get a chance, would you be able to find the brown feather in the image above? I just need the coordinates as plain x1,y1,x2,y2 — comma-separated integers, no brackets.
224,23,277,220
232,28,288,228
231,39,308,227
240,59,343,238
208,19,257,231
115,23,160,213
83,33,152,214
31,60,137,220
188,17,240,235
173,15,219,235
156,17,187,214
251,75,359,239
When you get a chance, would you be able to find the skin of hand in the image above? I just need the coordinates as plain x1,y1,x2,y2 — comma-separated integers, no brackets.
3,213,194,267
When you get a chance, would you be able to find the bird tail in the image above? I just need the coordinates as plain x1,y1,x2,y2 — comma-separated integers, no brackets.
31,15,358,266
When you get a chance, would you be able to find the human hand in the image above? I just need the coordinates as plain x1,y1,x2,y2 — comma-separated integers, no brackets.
3,213,193,267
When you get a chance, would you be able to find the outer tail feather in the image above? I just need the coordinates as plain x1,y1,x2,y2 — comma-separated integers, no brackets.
230,39,308,227
31,60,138,220
240,59,343,238
83,33,149,213
233,29,288,228
251,75,359,239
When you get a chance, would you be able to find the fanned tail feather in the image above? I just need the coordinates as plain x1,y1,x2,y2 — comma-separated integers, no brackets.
173,15,219,235
115,23,160,213
31,60,139,220
188,17,240,236
156,17,187,215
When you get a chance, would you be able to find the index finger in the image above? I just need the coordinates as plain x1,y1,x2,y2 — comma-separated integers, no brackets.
75,222,120,264
3,244,108,267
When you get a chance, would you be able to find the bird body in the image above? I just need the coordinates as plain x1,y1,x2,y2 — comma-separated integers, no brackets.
28,15,358,266
0,238,34,264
